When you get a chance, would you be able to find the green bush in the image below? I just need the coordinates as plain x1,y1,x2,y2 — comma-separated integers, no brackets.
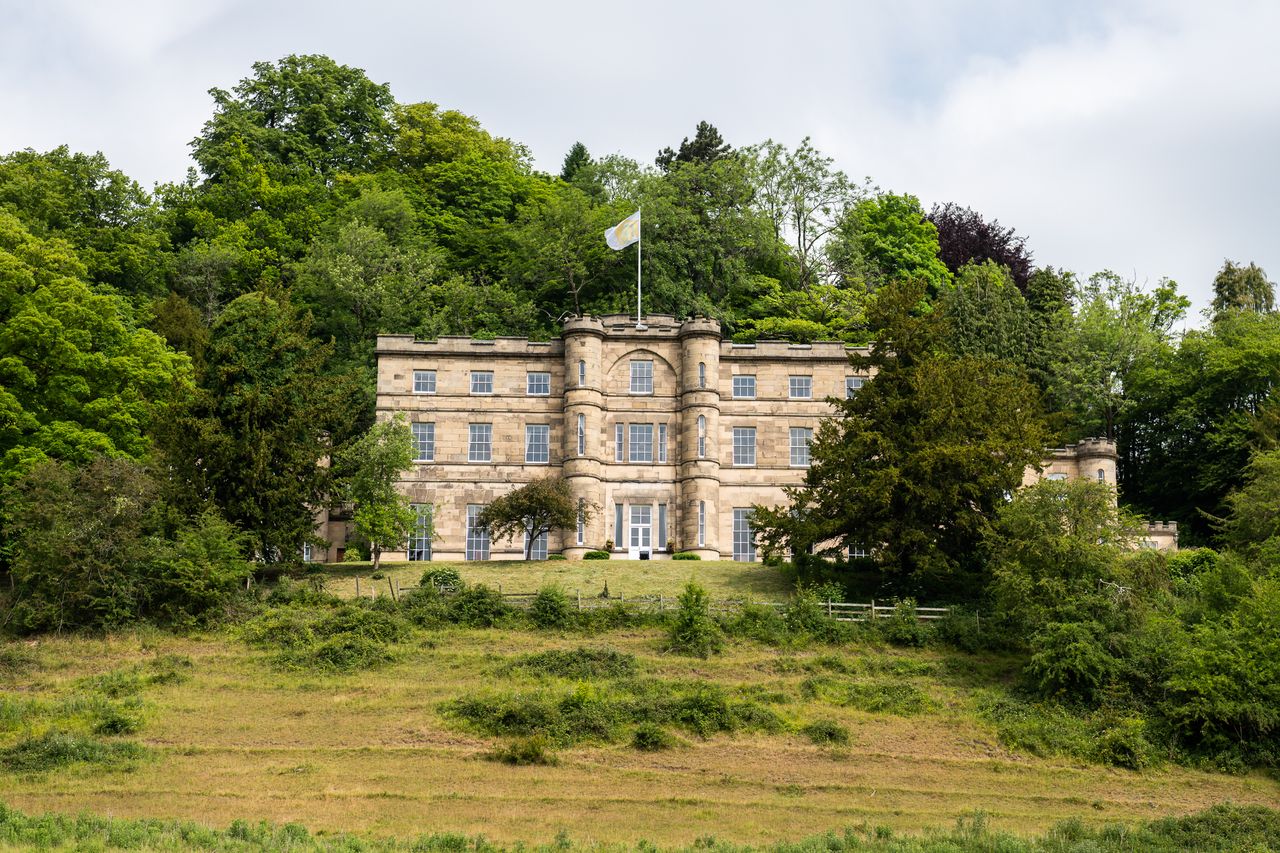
800,718,850,746
241,607,317,649
528,586,574,629
1025,621,1117,704
312,606,411,644
280,634,397,672
484,735,559,766
419,566,462,589
722,602,788,645
843,681,938,716
446,584,511,627
671,552,701,561
1093,716,1160,770
583,550,609,560
0,730,148,773
665,582,723,658
631,722,678,751
91,701,145,736
546,554,567,561
976,693,1097,762
875,599,933,647
504,647,638,680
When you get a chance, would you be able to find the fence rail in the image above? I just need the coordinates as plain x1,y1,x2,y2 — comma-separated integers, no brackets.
357,576,952,623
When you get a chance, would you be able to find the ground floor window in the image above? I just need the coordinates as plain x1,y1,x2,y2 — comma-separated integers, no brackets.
408,504,432,561
524,527,548,560
302,542,314,563
466,504,489,560
733,508,756,563
630,505,652,549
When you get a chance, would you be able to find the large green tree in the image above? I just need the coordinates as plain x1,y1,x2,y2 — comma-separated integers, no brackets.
334,416,416,572
1211,259,1275,317
476,477,585,560
826,193,951,295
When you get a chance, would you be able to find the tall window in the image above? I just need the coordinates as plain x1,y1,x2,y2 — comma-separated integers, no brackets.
733,508,755,562
468,424,492,462
1097,468,1106,481
698,500,706,547
698,362,706,388
465,504,489,560
411,422,435,462
630,505,652,549
302,542,313,563
732,375,756,399
576,413,585,456
789,376,812,399
732,427,756,466
630,359,654,394
845,376,865,398
790,427,813,467
629,423,653,462
697,415,706,458
615,423,624,461
576,498,585,545
658,423,667,462
471,371,494,394
578,359,586,387
614,503,623,546
526,372,550,395
657,503,667,548
525,424,549,463
524,527,548,560
408,504,432,561
412,370,436,394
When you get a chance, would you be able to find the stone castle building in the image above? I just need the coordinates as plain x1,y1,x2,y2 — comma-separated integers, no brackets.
309,313,1177,562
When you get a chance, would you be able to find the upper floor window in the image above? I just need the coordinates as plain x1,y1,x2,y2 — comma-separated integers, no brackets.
732,427,756,466
527,372,550,396
698,362,706,388
629,424,654,463
471,371,494,395
790,427,813,467
1097,468,1106,482
1047,472,1068,481
845,376,865,398
697,415,706,458
658,423,667,463
525,424,550,463
615,423,624,462
789,376,812,399
412,370,436,394
411,422,435,462
630,359,654,394
577,499,585,546
468,423,492,462
732,375,756,399
577,413,586,456
578,359,586,387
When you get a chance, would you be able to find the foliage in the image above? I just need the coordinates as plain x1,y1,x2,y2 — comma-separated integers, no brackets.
445,584,511,627
655,121,732,171
1211,259,1274,317
476,477,585,560
875,600,933,648
0,730,148,774
1025,621,1118,703
502,647,638,680
1217,448,1280,560
484,735,559,766
938,261,1033,365
665,581,723,658
927,202,1033,291
827,193,951,295
799,718,850,745
419,565,461,589
527,586,574,629
842,681,938,716
334,416,416,571
671,551,701,560
583,550,609,560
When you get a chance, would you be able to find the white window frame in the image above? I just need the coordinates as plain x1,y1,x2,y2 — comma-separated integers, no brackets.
790,427,812,467
411,421,435,462
468,423,492,462
733,508,756,562
412,370,436,394
525,424,550,464
789,375,812,400
578,359,586,387
732,427,756,467
629,423,653,463
470,371,494,395
615,423,624,462
657,503,667,549
465,504,489,560
697,415,706,458
576,413,585,456
658,423,667,463
845,376,865,399
629,504,652,549
697,501,706,547
629,359,654,395
408,504,432,561
576,499,585,546
526,372,551,396
524,526,549,560
698,362,706,388
732,375,756,399
614,503,624,546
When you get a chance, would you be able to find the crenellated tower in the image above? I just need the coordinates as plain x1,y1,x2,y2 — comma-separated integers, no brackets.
561,317,607,556
676,317,722,558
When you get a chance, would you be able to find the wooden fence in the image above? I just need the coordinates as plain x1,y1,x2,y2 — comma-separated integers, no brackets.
355,576,951,623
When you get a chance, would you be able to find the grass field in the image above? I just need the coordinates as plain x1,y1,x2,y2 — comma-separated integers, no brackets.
321,559,794,601
2,621,1277,848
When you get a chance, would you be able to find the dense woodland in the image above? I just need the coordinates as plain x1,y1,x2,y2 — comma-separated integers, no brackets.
0,53,1278,773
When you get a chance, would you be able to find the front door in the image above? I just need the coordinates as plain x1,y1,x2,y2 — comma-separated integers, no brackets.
628,505,652,558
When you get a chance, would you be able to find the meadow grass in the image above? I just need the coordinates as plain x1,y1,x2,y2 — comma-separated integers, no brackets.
0,626,1277,847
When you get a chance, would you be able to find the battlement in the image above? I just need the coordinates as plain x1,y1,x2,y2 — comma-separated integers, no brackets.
376,334,562,358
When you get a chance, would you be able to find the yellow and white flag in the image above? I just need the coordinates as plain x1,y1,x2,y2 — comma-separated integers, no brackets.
605,210,641,250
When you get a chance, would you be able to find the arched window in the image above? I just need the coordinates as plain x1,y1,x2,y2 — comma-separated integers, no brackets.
1097,468,1106,482
577,413,585,456
698,361,706,389
697,415,706,458
578,359,586,387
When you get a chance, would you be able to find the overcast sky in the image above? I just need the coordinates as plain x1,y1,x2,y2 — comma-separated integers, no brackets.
3,0,1278,316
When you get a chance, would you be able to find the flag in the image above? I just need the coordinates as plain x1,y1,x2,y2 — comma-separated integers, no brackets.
605,210,641,250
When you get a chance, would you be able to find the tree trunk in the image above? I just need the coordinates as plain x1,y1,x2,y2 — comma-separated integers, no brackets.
372,543,381,573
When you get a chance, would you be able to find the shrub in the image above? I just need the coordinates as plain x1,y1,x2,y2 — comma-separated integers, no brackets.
280,634,397,672
875,599,933,647
632,722,678,751
242,607,317,649
843,681,938,716
722,602,788,645
0,730,148,773
671,552,701,561
419,566,462,590
447,584,511,627
665,582,723,658
504,648,638,680
1026,621,1117,704
91,701,144,736
0,645,39,676
1093,716,1159,770
583,550,610,560
976,693,1097,761
312,606,411,644
800,719,850,746
485,735,559,766
529,586,574,629
546,554,567,561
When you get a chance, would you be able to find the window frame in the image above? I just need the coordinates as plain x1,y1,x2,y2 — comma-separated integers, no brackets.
468,423,493,462
576,413,585,456
526,371,551,396
411,421,435,462
789,426,812,467
732,426,756,467
629,359,654,395
615,423,624,462
470,371,494,395
525,424,550,464
789,375,812,400
732,375,756,400
658,423,667,463
845,376,865,399
732,508,756,562
629,423,654,463
465,504,489,560
412,370,437,394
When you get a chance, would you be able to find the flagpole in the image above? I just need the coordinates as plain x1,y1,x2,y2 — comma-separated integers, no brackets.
636,207,643,327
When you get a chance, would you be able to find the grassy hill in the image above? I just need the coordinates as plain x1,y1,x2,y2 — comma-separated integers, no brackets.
2,609,1276,848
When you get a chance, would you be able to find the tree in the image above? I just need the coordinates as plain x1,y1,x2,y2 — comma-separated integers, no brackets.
559,142,590,183
928,202,1034,291
1216,449,1280,563
939,261,1033,365
335,416,416,572
1211,260,1275,317
826,193,951,295
656,121,731,171
475,477,587,560
753,281,1050,593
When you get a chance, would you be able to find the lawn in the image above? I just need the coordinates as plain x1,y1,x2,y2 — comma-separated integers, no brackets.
320,558,794,601
2,623,1276,847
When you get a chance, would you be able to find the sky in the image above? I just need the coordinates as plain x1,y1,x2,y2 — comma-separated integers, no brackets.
2,0,1278,316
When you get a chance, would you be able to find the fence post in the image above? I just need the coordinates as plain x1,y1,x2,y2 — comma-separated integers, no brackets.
826,598,832,618
388,577,397,602
870,598,876,622
355,576,360,598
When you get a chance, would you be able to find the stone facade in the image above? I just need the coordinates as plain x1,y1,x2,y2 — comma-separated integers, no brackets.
373,314,870,562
